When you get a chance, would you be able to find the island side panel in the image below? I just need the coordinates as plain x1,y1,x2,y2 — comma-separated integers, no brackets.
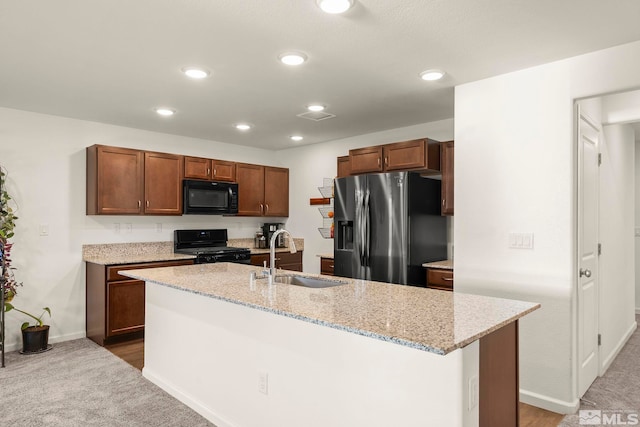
143,281,480,427
479,320,519,427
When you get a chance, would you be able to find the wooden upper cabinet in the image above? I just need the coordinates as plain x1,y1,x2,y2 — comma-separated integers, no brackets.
87,145,144,215
337,156,351,178
441,141,454,216
144,152,183,215
236,163,289,217
383,139,440,172
212,159,236,182
236,163,265,216
184,156,211,180
349,146,384,174
184,157,236,182
264,166,289,217
347,138,441,175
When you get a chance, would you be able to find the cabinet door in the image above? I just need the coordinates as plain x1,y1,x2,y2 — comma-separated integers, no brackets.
184,156,211,180
264,166,289,217
337,156,351,178
107,279,145,337
144,152,184,215
349,146,383,174
441,141,454,216
236,163,265,216
89,145,144,215
383,139,429,171
212,159,236,182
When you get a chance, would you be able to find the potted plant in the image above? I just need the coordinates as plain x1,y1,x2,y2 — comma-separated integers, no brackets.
1,166,52,354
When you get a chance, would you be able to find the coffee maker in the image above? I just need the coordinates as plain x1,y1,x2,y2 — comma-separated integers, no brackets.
262,223,285,248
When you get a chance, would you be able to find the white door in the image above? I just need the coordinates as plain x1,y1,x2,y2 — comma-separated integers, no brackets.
577,105,600,397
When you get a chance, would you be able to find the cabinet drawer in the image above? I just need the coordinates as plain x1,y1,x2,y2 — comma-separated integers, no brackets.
107,259,194,282
320,257,334,275
251,252,303,271
427,269,454,291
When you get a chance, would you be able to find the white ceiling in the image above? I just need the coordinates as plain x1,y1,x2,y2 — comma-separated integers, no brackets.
2,0,640,150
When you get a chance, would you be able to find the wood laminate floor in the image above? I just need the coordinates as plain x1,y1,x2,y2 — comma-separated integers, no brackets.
105,339,564,426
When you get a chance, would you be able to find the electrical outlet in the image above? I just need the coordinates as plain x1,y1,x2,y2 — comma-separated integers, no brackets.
125,223,132,233
509,232,534,249
258,371,268,395
39,224,49,236
469,375,479,410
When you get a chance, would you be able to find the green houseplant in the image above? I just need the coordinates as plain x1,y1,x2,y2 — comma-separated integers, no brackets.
1,166,52,354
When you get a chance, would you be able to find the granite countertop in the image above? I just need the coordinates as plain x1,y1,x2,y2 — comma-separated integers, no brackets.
83,238,305,265
121,262,539,355
317,253,334,259
422,259,453,270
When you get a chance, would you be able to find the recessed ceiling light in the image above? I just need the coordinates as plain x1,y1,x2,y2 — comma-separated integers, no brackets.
420,69,445,81
279,52,308,66
316,0,354,14
181,67,210,79
155,108,175,116
235,123,252,131
290,135,304,142
307,104,325,112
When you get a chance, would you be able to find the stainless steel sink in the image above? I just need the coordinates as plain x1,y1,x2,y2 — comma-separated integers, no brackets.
272,274,348,288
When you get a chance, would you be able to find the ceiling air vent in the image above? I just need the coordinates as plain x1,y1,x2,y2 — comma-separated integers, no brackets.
296,111,336,121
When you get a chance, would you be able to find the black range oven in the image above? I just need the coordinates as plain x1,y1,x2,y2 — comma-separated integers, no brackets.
174,229,251,264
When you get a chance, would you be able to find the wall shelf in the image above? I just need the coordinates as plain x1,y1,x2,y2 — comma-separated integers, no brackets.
311,178,334,239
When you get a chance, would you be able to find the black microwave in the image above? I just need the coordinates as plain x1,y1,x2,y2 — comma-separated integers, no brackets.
183,180,239,215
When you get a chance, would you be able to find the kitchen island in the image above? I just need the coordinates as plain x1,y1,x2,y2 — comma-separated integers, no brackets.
122,263,539,427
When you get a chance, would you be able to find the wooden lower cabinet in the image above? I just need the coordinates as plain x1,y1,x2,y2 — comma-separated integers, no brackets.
426,268,454,291
250,251,303,272
320,257,334,275
86,259,194,345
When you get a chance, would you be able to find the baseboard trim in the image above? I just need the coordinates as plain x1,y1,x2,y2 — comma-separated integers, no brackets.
600,320,637,375
143,367,236,427
520,389,580,415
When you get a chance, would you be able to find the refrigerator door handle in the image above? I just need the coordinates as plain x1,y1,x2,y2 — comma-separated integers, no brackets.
355,191,363,266
364,190,370,266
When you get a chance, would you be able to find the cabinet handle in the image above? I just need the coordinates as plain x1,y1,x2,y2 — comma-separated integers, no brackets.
378,157,381,167
265,204,269,214
213,167,217,177
442,199,445,206
146,200,150,208
443,277,453,281
138,200,141,208
274,258,281,261
260,203,264,214
207,168,211,176
329,264,334,268
384,157,389,167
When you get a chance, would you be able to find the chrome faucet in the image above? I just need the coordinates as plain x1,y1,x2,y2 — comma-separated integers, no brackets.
269,228,297,278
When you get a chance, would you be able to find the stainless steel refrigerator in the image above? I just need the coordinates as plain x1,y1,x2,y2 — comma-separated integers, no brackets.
333,171,447,286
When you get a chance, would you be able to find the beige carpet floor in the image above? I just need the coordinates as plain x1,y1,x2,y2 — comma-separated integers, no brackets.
0,338,215,426
559,317,640,426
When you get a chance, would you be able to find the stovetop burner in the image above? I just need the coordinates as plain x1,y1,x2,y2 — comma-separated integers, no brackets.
174,229,251,264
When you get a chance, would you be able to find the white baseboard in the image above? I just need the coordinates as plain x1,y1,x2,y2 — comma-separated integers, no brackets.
600,320,637,375
143,367,236,427
520,389,580,415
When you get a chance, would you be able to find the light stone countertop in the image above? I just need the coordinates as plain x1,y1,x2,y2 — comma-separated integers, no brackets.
422,259,453,270
317,253,334,259
121,262,539,355
83,238,304,265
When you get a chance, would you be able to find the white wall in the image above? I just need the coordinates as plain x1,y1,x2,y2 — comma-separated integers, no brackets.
455,39,640,413
277,119,454,273
599,123,635,372
636,142,640,312
0,107,280,350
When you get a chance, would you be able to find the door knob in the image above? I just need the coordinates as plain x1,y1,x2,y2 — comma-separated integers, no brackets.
580,268,592,278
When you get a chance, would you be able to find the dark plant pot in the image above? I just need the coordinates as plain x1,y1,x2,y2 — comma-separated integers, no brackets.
21,325,50,353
